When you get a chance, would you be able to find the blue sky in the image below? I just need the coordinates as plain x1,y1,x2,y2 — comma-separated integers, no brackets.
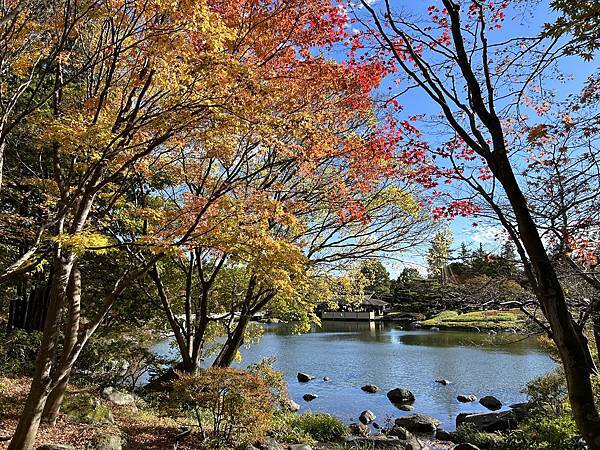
344,0,599,277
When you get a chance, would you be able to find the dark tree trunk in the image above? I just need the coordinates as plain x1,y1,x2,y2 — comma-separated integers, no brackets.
212,314,250,368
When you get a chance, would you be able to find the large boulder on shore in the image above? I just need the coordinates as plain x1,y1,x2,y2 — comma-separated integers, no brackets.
63,394,114,425
479,396,502,411
350,422,371,437
456,410,517,432
297,372,314,383
394,414,440,433
101,387,135,407
359,410,376,424
435,428,457,443
387,388,415,404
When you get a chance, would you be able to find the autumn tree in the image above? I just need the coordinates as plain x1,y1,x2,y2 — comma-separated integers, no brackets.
2,0,318,446
354,0,600,446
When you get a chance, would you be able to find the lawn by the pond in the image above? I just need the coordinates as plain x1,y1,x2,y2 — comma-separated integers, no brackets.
419,310,526,330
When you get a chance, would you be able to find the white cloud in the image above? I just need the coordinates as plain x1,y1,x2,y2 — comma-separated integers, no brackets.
462,225,508,247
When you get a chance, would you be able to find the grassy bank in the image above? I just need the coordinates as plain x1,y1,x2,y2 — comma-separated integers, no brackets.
419,309,526,331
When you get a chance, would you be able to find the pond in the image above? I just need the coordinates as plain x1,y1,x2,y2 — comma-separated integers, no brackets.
151,320,555,431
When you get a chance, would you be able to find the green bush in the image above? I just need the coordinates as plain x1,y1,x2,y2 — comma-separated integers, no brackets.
523,368,569,415
289,413,348,442
499,415,585,450
268,412,348,444
268,411,316,445
453,424,506,449
0,330,42,376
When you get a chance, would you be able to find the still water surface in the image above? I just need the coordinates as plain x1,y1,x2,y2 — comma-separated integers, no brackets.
152,321,555,430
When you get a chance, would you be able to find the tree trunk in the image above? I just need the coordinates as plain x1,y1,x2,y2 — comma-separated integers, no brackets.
8,251,74,450
212,314,250,368
0,140,4,192
43,265,81,425
149,264,194,371
593,302,600,364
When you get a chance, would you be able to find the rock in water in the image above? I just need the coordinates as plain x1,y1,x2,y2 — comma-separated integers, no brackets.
387,388,415,404
359,410,376,424
362,384,380,393
302,393,318,401
435,379,451,385
457,395,477,403
394,414,441,433
479,396,502,411
297,372,314,383
398,405,414,411
323,376,331,381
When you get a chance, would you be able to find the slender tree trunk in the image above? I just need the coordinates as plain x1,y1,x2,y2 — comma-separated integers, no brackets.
149,264,194,371
593,302,600,363
0,140,4,192
43,265,81,425
8,251,74,450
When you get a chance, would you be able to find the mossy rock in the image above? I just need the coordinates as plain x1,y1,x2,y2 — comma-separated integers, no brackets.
87,431,128,450
63,393,114,425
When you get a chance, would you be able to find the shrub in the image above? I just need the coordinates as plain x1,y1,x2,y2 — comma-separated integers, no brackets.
500,415,585,450
247,357,288,405
288,413,348,442
0,330,42,376
170,367,275,446
268,411,315,445
523,368,569,415
268,411,347,444
73,332,168,389
453,424,506,449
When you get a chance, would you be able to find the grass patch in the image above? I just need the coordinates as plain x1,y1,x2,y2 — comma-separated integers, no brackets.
268,412,348,444
419,309,525,330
